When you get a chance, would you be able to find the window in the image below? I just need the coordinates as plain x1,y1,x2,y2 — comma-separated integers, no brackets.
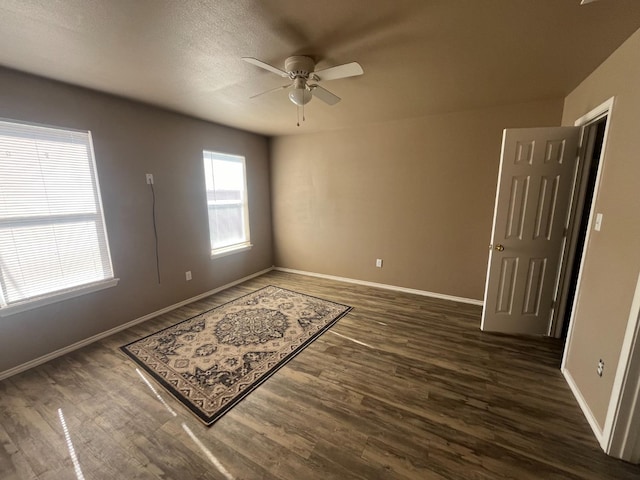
0,119,117,315
203,151,251,256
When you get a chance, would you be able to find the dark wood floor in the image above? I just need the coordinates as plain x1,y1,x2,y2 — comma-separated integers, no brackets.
1,270,639,479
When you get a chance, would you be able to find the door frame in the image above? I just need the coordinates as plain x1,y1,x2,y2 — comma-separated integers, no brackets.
560,97,614,361
551,98,613,338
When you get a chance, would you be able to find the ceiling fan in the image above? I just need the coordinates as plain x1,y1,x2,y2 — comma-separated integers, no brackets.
242,55,364,107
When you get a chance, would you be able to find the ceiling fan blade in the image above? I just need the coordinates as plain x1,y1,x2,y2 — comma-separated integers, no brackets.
311,62,363,81
310,85,341,105
249,84,291,99
242,57,289,77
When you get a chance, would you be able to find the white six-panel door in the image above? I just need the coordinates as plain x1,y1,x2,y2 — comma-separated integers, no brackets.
482,127,581,335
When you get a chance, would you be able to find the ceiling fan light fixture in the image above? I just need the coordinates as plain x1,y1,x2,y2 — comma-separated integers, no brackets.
243,54,363,115
288,87,312,106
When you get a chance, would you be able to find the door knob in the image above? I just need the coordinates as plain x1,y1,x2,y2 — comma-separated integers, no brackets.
494,244,505,251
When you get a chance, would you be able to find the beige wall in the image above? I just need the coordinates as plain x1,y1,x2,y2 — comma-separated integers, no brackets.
270,99,563,300
0,68,273,374
562,28,640,429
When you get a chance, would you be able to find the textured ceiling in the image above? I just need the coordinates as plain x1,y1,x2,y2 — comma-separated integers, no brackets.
1,0,640,136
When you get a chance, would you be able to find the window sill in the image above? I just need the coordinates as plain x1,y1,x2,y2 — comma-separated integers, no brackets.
0,278,120,317
211,243,253,259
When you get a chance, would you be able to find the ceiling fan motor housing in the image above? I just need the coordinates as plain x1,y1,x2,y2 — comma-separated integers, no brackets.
285,56,315,79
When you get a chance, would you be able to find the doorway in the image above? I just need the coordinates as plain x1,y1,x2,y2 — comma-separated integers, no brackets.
481,98,614,340
552,98,614,347
557,116,608,345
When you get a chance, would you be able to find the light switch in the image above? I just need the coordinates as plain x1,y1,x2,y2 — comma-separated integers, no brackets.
594,213,603,232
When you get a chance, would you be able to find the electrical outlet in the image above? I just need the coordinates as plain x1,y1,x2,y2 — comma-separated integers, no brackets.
597,358,604,377
146,173,154,185
376,259,383,268
185,271,192,281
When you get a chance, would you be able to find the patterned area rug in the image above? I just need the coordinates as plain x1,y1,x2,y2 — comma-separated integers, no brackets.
121,285,352,425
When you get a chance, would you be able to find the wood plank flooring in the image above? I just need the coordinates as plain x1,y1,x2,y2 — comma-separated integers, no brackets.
1,270,639,479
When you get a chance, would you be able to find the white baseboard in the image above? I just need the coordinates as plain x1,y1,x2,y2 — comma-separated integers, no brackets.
562,367,605,449
0,267,274,381
274,267,483,306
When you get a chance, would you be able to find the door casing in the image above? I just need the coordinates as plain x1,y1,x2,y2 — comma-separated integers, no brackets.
551,108,610,339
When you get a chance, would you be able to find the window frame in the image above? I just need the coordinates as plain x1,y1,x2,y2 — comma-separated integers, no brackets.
0,118,118,316
202,150,252,258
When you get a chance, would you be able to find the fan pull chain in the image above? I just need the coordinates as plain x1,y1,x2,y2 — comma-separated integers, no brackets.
295,102,307,127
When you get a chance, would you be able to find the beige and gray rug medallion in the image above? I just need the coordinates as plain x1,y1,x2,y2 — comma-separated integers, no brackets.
121,285,352,425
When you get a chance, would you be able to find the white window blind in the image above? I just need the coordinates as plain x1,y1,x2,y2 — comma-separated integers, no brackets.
0,119,115,312
203,151,251,255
